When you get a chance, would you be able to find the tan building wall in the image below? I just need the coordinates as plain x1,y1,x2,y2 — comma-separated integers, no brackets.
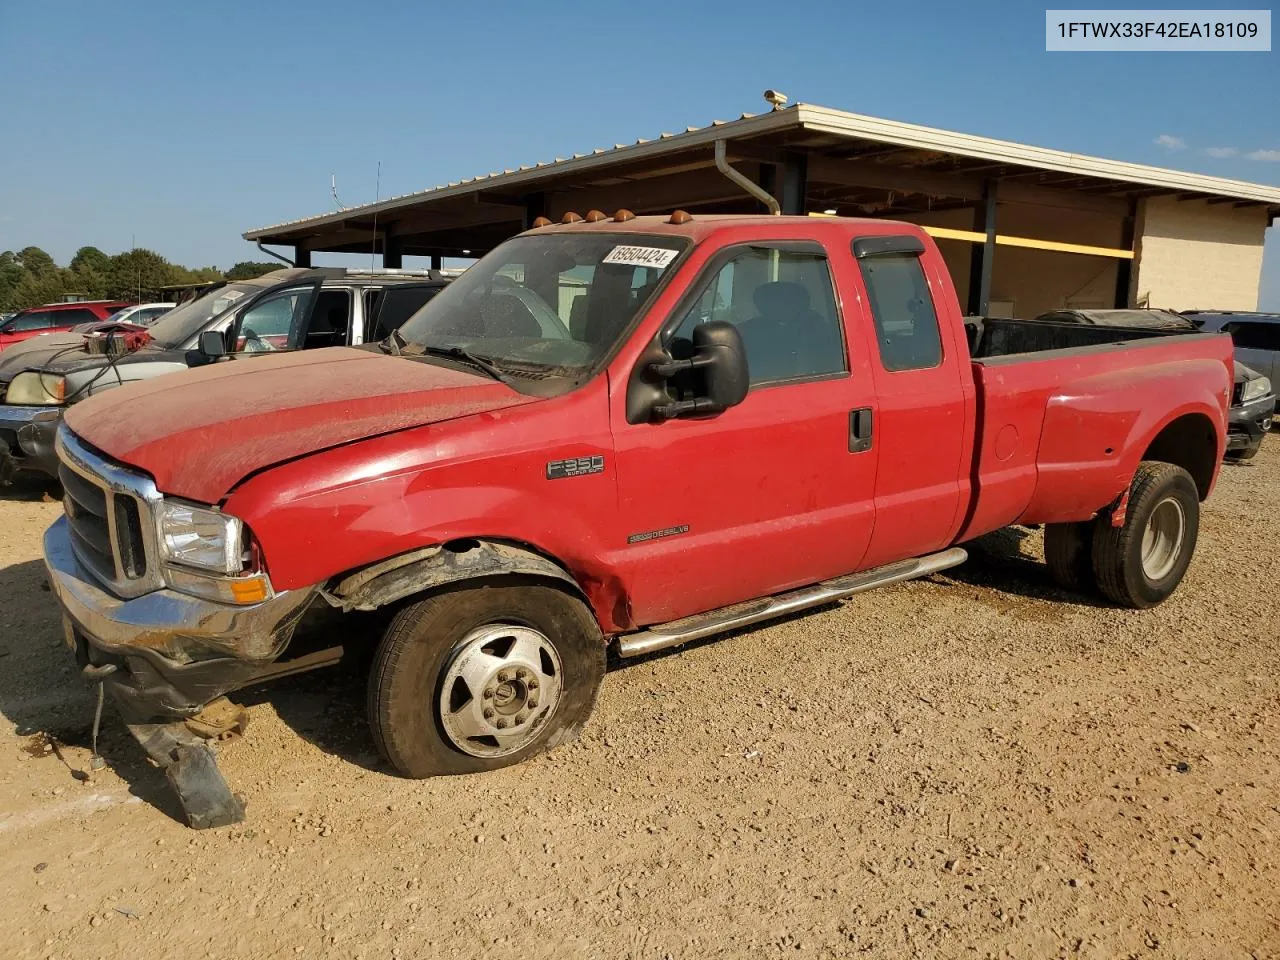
899,203,1125,318
1132,197,1268,311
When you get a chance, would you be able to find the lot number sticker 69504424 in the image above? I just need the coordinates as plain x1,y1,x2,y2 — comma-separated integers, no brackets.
601,245,679,268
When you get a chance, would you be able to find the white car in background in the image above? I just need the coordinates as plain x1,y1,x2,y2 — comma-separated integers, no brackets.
102,302,176,326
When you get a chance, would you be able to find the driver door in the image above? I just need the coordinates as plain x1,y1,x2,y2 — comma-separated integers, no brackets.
227,280,323,354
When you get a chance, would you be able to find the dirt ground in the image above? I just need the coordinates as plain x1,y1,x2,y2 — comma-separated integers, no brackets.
1,445,1277,960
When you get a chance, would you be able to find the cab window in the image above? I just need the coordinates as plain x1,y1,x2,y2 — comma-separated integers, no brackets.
668,245,845,387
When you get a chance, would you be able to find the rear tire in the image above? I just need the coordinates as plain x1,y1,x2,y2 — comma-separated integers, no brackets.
1043,522,1096,594
1091,462,1199,609
367,581,605,778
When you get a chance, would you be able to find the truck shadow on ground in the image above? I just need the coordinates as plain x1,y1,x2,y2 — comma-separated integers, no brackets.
0,558,189,824
941,527,1112,611
0,475,60,503
2,525,1113,822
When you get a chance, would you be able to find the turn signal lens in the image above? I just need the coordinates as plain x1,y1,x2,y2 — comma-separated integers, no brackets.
230,576,271,605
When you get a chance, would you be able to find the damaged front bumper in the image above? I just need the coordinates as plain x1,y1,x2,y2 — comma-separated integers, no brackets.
1226,392,1276,459
44,516,316,718
0,404,61,482
43,515,317,827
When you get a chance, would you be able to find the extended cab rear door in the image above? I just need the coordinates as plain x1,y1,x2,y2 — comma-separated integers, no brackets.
611,234,881,626
846,232,972,567
364,284,447,344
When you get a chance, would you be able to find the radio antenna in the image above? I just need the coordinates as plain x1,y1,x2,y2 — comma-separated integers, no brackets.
370,161,381,271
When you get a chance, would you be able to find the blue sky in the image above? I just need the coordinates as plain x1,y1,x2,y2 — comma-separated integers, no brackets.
0,0,1277,305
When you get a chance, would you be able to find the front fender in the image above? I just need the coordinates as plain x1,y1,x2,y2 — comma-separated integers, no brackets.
323,539,586,612
222,382,632,631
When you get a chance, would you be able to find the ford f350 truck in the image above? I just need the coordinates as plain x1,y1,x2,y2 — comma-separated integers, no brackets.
41,213,1232,827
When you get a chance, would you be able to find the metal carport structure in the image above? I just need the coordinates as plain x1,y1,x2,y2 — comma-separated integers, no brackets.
244,102,1280,315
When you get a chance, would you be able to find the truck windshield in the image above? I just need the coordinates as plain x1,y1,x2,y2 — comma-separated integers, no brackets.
396,234,688,377
147,283,260,348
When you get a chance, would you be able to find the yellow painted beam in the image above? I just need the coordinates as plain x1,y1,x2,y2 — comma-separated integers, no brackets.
995,233,1134,260
921,225,1135,259
808,212,1134,259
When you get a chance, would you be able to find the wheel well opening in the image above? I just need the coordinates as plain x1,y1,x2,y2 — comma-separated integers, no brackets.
1141,413,1217,500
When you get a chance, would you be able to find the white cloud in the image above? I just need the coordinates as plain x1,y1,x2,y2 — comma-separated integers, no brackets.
1204,146,1238,158
1154,134,1186,151
1245,149,1280,162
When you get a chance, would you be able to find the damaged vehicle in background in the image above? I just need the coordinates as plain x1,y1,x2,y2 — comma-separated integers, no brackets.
1031,308,1274,461
39,212,1234,828
0,268,456,484
0,300,133,353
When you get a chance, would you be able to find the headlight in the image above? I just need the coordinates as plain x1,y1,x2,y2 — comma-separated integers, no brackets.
4,371,66,405
157,500,243,574
1241,375,1272,404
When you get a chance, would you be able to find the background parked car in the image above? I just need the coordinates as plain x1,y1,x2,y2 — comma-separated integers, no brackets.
102,302,176,327
0,300,132,353
1182,311,1280,389
0,269,455,483
1031,308,1274,460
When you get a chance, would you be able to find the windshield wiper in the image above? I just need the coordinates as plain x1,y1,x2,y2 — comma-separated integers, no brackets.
409,344,511,383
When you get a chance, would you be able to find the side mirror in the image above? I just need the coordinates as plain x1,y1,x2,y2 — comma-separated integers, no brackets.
198,329,227,359
690,320,749,409
649,320,750,420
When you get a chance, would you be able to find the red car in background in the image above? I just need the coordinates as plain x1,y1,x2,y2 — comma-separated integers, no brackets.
0,301,132,352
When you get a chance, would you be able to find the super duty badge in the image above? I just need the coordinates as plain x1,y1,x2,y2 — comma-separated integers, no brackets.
546,455,605,480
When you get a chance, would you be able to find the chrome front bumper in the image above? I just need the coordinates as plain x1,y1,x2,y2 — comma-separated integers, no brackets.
43,515,315,717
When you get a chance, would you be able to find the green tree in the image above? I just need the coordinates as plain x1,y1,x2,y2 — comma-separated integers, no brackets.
0,252,25,311
68,246,111,299
70,246,111,275
106,248,178,300
225,261,284,281
16,246,56,278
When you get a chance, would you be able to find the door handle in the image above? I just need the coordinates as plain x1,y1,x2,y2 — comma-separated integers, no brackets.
849,407,873,453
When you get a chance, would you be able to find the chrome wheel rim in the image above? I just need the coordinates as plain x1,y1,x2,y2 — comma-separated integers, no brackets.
438,625,563,758
1141,497,1185,581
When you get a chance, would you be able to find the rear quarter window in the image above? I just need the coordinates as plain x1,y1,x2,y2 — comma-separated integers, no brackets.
856,253,943,372
368,285,445,342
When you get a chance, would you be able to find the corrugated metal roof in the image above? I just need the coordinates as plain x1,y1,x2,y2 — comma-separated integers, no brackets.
244,103,1280,239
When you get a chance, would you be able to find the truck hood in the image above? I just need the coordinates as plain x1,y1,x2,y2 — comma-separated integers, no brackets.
63,348,539,503
0,333,88,379
1234,360,1262,385
0,333,183,382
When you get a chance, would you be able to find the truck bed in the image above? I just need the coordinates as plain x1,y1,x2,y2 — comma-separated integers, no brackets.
956,320,1233,541
964,316,1179,359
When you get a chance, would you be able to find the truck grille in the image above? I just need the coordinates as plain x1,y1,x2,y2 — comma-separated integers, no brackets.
56,427,163,598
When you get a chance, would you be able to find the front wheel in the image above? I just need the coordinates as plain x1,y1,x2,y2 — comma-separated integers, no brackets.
367,582,606,778
1092,462,1200,609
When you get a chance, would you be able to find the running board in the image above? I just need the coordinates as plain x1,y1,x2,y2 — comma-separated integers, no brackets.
615,547,968,659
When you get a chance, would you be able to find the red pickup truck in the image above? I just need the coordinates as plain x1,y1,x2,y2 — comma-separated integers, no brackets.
43,214,1232,826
